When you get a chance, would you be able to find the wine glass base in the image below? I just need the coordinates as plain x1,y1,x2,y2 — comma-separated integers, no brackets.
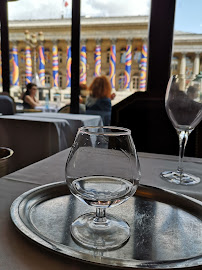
70,212,130,250
160,171,200,185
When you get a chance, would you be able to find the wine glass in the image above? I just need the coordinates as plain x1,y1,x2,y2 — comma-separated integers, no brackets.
65,126,141,250
160,74,202,185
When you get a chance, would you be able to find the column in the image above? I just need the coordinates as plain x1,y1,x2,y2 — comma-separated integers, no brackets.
193,53,200,76
52,42,59,88
139,43,148,91
25,44,32,84
80,41,87,85
38,44,45,86
66,43,71,88
179,53,186,90
180,53,186,77
94,40,101,77
12,43,19,86
109,40,116,90
124,40,132,90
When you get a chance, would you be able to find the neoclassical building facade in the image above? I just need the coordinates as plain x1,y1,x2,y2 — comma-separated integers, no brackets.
2,16,202,93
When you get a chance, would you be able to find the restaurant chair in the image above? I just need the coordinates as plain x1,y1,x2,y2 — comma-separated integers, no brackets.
111,91,199,157
0,95,15,115
58,104,70,113
58,104,86,114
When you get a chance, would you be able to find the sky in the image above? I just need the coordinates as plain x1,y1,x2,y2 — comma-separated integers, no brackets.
7,0,202,34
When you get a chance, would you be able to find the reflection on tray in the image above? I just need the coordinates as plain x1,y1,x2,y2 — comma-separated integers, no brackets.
10,182,202,269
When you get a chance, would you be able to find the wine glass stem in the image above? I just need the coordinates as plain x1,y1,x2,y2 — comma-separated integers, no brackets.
177,130,189,181
94,208,107,223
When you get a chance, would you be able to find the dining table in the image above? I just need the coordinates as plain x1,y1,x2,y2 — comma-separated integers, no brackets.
17,112,104,139
0,113,103,173
1,149,202,269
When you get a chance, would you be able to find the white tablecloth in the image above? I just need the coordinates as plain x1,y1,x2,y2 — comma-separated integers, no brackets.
18,112,103,138
0,150,201,269
0,114,103,173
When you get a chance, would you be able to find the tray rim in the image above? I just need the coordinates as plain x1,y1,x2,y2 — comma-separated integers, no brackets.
10,181,202,269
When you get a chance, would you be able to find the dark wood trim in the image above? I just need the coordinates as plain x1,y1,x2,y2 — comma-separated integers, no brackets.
0,0,10,93
70,0,80,114
146,0,176,97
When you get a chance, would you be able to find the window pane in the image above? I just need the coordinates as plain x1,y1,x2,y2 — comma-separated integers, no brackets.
6,0,151,102
80,0,150,92
7,0,73,98
172,0,202,78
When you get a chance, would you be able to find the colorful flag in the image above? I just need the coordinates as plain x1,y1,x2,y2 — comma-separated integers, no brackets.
64,1,68,7
80,45,87,84
12,45,19,86
94,44,101,77
139,44,147,91
66,46,71,88
52,44,59,87
39,45,45,86
9,50,13,86
109,44,116,89
124,44,132,89
25,45,32,84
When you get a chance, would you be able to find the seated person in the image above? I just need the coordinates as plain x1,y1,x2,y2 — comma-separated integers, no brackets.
22,83,40,109
85,76,112,125
187,85,199,101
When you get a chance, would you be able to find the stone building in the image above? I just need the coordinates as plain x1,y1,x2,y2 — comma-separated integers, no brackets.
4,15,202,93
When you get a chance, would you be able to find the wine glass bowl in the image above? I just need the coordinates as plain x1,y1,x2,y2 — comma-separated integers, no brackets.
65,126,141,250
160,74,202,185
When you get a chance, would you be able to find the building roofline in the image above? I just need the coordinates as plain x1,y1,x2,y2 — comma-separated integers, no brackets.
8,15,149,28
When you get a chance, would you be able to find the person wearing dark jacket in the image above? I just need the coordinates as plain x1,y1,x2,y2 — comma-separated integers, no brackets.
85,76,112,125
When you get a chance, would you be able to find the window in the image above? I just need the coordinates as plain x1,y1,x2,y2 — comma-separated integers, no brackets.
118,72,125,90
20,49,25,63
45,48,50,64
132,73,140,90
171,56,179,72
58,48,63,64
106,71,110,78
107,48,110,63
45,73,51,88
133,49,141,64
59,72,63,88
21,74,26,88
186,56,193,79
120,48,126,64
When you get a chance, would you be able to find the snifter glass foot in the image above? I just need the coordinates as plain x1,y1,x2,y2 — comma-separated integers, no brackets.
160,171,200,185
71,212,130,250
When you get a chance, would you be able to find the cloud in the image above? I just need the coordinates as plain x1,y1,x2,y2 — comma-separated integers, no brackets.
81,0,150,17
8,0,150,20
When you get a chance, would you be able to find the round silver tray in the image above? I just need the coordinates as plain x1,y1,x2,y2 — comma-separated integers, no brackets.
10,181,202,269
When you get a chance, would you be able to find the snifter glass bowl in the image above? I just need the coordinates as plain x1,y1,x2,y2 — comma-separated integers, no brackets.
65,126,141,250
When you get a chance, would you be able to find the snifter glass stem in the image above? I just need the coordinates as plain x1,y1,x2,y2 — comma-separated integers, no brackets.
177,130,189,182
94,208,107,223
161,128,200,185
